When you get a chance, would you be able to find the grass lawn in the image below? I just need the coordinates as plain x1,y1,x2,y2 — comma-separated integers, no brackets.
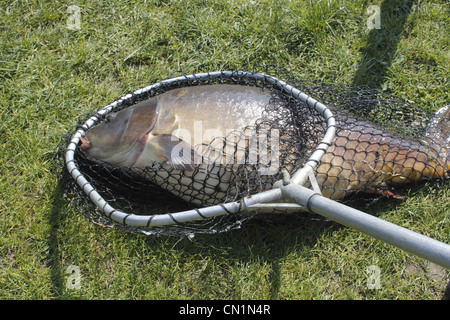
0,0,449,300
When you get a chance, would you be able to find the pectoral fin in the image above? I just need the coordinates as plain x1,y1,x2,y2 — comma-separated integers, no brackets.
151,134,199,171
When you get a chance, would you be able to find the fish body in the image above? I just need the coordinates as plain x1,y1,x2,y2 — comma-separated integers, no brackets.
80,84,450,206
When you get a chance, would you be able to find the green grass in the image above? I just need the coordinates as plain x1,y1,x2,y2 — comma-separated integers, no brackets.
1,0,449,300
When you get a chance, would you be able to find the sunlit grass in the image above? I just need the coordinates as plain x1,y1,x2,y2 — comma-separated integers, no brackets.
0,0,448,300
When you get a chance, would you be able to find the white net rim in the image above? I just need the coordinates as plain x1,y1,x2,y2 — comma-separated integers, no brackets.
64,71,336,228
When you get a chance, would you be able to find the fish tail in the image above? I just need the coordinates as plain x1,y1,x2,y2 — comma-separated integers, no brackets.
423,105,450,177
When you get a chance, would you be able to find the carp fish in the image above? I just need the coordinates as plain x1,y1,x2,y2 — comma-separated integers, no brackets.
80,84,276,206
80,84,450,205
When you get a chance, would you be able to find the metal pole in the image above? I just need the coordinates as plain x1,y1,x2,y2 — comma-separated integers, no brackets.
281,183,450,269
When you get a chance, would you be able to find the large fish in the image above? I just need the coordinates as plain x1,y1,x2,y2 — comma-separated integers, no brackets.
80,84,450,206
80,84,278,206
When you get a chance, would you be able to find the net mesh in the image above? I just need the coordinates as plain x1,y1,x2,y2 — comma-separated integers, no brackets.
54,66,449,237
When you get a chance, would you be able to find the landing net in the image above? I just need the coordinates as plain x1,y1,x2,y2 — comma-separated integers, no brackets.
54,66,448,237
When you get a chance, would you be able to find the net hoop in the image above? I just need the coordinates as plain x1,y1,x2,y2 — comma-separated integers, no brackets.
64,71,336,229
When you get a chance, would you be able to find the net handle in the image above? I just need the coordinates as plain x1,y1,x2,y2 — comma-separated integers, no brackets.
65,71,336,228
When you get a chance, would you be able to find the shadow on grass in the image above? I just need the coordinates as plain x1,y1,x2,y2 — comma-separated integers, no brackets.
47,181,69,298
48,179,338,299
210,216,338,299
48,177,449,299
352,0,415,88
147,214,339,299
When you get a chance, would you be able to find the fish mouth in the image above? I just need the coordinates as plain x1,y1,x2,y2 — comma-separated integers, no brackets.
80,136,91,152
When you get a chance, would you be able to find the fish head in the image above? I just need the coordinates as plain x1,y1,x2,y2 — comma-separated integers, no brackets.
80,98,159,166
